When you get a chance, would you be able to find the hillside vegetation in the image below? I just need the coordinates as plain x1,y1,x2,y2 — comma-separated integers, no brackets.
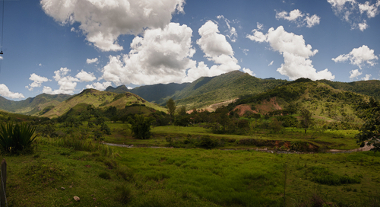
160,71,287,108
41,89,166,118
0,93,71,115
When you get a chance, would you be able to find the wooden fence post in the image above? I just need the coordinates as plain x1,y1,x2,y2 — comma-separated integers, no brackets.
0,158,7,207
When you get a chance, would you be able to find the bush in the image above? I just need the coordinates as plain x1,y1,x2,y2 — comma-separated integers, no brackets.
197,136,219,149
99,172,111,179
129,115,154,139
0,122,37,154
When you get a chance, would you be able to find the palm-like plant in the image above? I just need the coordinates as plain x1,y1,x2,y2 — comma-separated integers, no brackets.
0,122,37,154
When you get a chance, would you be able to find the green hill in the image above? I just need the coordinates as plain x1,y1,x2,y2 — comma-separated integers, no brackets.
169,71,288,108
41,89,166,118
0,94,71,115
131,82,190,103
231,79,369,124
319,79,380,100
130,71,288,109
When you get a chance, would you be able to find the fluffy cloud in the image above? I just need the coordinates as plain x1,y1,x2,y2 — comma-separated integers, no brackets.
75,70,96,82
86,81,112,91
101,23,195,85
246,23,267,42
349,69,362,79
247,26,334,80
41,0,185,51
101,21,240,85
362,74,372,80
0,84,24,99
242,68,255,76
184,21,240,81
86,58,98,64
43,67,79,94
332,45,378,68
26,73,50,91
276,9,320,27
327,0,380,31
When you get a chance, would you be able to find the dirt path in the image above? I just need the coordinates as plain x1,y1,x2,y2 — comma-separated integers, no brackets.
103,142,374,154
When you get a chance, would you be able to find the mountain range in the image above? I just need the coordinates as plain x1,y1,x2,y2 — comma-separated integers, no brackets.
1,71,380,117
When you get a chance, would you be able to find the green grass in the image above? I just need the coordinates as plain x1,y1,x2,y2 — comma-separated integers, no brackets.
102,123,361,150
4,139,380,206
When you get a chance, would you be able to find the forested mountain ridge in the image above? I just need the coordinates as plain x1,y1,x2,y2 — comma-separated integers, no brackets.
0,93,71,115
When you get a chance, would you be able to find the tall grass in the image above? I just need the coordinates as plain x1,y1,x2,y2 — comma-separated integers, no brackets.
53,136,114,157
0,122,37,154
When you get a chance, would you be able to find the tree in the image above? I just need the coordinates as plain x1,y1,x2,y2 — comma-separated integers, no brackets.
166,98,176,120
178,106,187,116
356,99,380,152
300,108,313,134
129,115,154,139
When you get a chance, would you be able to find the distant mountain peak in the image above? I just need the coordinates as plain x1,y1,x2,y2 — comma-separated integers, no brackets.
105,85,129,94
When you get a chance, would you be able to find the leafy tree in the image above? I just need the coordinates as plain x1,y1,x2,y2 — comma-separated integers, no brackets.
269,118,283,133
166,98,176,120
129,115,154,139
356,99,380,152
300,108,313,134
178,106,187,116
101,123,112,135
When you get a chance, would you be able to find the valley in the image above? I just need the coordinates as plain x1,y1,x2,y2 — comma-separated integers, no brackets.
0,71,379,206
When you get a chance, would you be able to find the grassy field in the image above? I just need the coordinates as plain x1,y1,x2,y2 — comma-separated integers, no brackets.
3,138,380,206
104,123,360,150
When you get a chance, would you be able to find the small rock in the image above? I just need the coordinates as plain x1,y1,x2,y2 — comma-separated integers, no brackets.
69,185,72,188
74,196,80,202
61,187,65,190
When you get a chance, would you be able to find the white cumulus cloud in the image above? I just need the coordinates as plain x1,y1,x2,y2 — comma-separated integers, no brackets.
327,0,380,31
41,0,185,51
247,26,335,81
43,67,79,94
349,69,362,79
86,81,112,91
26,73,50,91
276,9,320,27
332,45,378,69
362,74,372,80
101,21,240,86
86,58,98,64
184,21,240,82
76,70,96,82
242,68,255,76
0,84,24,99
101,23,195,85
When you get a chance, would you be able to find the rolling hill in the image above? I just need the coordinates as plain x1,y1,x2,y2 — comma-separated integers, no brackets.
41,89,167,118
0,93,71,115
129,71,288,109
230,78,369,124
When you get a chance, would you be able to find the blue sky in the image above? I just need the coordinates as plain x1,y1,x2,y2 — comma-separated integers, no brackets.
0,0,379,100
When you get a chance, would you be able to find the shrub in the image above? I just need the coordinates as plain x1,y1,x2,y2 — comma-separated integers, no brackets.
0,122,37,154
197,136,219,149
99,172,111,179
129,115,154,139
